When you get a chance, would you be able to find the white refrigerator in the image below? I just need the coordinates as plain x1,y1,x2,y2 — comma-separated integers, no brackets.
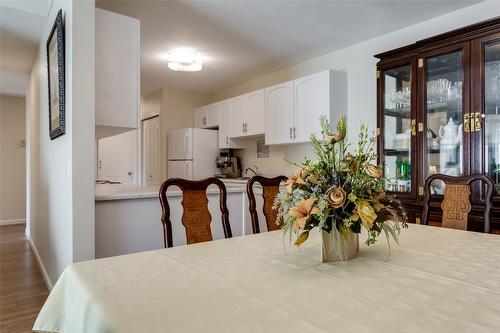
167,128,219,180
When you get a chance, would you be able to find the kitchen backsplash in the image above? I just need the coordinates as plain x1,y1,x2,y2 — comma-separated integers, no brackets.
234,136,314,177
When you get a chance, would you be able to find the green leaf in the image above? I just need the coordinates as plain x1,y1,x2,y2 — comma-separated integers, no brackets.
294,231,309,246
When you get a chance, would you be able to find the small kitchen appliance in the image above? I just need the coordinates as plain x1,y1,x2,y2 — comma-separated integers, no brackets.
215,151,241,178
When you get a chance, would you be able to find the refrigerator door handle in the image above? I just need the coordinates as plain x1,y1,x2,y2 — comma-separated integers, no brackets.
184,161,189,178
184,132,189,159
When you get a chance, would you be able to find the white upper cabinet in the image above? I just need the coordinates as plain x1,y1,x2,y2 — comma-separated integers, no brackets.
95,9,140,139
205,104,219,128
194,104,219,129
229,89,265,138
265,70,347,145
218,100,243,149
193,106,205,128
265,81,294,145
294,71,331,143
194,70,346,146
229,95,246,137
242,89,265,136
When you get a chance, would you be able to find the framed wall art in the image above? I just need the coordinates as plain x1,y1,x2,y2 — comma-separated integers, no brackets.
46,9,65,140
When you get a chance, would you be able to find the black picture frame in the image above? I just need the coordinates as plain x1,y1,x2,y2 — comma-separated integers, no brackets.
46,9,65,140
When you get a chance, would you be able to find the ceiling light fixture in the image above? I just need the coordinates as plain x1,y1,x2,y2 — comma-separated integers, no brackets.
166,48,202,72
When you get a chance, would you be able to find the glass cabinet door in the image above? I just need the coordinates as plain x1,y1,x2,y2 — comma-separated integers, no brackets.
379,63,415,195
472,34,500,194
421,46,469,195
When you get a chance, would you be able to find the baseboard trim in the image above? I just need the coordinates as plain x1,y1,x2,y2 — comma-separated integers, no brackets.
28,238,54,291
0,218,26,226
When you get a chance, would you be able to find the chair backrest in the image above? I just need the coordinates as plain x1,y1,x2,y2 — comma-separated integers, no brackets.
159,177,232,248
422,174,494,233
247,175,287,234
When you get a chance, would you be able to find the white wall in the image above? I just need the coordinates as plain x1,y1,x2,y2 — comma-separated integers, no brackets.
210,0,500,177
0,95,26,224
26,0,95,288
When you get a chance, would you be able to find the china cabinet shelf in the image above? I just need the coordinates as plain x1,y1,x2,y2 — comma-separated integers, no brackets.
383,149,409,156
383,108,411,118
426,99,462,114
376,17,500,231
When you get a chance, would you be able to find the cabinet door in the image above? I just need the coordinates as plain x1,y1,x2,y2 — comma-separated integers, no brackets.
265,81,294,144
471,32,500,195
142,116,161,186
377,59,417,200
218,101,243,149
243,89,265,136
419,42,471,195
193,107,205,128
205,104,219,128
229,96,246,137
294,71,330,143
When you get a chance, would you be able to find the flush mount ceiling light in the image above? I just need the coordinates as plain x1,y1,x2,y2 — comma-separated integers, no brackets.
166,48,202,72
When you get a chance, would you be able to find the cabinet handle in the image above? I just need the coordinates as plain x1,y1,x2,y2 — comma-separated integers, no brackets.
293,127,296,139
464,114,470,132
226,136,229,145
245,123,248,132
289,128,292,139
242,123,245,133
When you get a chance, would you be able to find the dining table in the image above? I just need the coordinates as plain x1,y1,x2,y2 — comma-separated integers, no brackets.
33,224,500,333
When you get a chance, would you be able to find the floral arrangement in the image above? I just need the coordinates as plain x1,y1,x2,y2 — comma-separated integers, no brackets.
274,115,407,252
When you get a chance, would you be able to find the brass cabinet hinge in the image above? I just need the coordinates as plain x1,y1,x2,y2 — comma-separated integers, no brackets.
376,127,381,136
418,58,424,68
418,186,424,196
474,112,486,132
415,217,421,225
418,122,424,132
376,70,381,79
411,119,416,136
464,114,470,132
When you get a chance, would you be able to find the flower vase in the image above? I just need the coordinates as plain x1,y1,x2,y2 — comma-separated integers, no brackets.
321,229,359,263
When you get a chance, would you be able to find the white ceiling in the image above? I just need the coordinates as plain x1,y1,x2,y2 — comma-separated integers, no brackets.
0,3,47,95
97,0,481,96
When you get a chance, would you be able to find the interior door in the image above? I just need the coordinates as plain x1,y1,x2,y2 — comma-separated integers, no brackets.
471,32,500,197
142,116,161,186
265,81,294,145
294,71,330,143
97,130,138,184
418,42,470,196
378,58,417,200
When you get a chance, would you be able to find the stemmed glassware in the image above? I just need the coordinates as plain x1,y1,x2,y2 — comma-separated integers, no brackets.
426,79,462,105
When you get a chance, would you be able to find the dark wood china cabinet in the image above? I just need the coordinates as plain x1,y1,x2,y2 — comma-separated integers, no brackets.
375,17,500,232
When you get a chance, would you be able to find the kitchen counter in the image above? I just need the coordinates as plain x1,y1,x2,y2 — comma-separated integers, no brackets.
94,179,269,258
95,181,248,201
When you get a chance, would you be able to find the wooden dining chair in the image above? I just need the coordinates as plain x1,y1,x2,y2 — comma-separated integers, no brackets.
247,175,287,234
159,177,232,248
422,174,494,233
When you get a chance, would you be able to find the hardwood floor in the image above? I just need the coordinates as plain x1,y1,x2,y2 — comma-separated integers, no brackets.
0,224,48,333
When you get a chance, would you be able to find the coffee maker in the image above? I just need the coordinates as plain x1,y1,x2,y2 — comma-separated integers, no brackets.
215,150,241,178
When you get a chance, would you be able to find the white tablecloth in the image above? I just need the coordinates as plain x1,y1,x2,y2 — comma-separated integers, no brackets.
34,224,500,333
